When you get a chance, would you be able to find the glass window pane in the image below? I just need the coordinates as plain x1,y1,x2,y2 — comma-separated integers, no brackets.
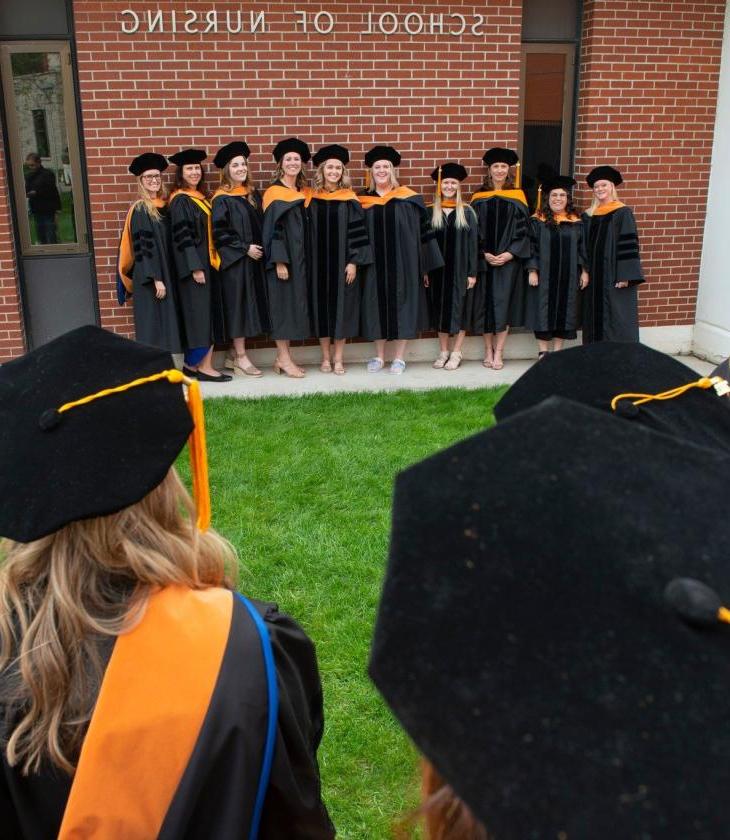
522,52,567,206
522,0,578,41
11,51,77,246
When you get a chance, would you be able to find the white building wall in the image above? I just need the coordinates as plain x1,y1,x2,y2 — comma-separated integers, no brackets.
695,1,730,363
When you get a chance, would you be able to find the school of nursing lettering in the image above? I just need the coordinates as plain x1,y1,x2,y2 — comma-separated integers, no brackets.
119,8,491,36
119,141,644,379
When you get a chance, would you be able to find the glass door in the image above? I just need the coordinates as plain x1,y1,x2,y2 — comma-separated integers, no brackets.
1,41,87,255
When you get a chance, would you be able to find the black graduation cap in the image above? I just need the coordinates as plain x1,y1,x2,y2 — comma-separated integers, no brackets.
481,147,518,167
541,174,576,193
586,165,623,187
369,397,730,838
711,356,730,383
0,326,202,543
495,342,730,455
128,153,168,176
312,144,350,167
168,148,207,166
364,145,401,168
272,137,311,163
213,141,251,169
430,162,468,182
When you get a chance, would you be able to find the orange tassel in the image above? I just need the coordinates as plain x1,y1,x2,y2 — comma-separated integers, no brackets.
436,165,442,202
536,184,542,214
515,161,521,189
365,169,371,191
185,378,211,532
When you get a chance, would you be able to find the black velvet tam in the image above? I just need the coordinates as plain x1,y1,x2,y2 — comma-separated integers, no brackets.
213,141,251,169
586,165,623,187
128,152,168,175
0,326,193,543
312,144,350,167
369,397,730,838
168,148,207,166
430,162,468,182
272,137,311,163
482,147,518,167
364,145,401,168
495,342,730,455
541,174,576,193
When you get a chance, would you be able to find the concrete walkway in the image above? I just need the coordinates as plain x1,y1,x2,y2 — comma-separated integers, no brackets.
198,354,716,400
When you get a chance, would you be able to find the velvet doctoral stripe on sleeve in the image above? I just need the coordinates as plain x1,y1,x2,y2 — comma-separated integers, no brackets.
308,194,372,339
582,206,644,343
129,205,184,353
169,193,215,348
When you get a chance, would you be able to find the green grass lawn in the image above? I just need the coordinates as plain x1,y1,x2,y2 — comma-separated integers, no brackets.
179,386,506,837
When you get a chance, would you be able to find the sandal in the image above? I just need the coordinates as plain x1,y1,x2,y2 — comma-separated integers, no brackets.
433,351,450,369
492,351,504,371
483,355,494,369
231,355,263,377
333,361,346,375
273,359,305,378
444,350,463,371
367,357,385,372
320,359,333,373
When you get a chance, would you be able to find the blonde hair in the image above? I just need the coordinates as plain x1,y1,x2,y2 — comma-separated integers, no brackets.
219,158,258,206
431,183,470,230
135,176,167,220
313,161,352,192
585,182,619,217
370,161,399,192
0,468,236,775
273,162,307,191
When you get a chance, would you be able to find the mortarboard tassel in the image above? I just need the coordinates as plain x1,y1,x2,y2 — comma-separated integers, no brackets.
51,368,212,531
436,166,442,203
365,169,371,191
536,184,542,215
611,375,730,412
515,161,521,190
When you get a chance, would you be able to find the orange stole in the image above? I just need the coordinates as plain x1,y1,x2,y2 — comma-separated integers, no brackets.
470,189,528,206
262,184,311,211
592,200,626,216
532,212,582,223
58,585,233,839
211,185,250,201
358,186,418,209
117,198,167,292
170,190,221,270
309,188,359,202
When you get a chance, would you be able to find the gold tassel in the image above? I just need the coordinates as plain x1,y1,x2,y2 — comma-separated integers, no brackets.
365,169,371,191
515,161,521,189
536,184,542,214
436,166,442,201
185,378,211,532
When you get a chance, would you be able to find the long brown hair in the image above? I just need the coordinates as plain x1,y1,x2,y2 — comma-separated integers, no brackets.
480,170,515,191
0,468,236,775
174,164,208,197
273,162,307,191
219,158,258,206
397,760,489,840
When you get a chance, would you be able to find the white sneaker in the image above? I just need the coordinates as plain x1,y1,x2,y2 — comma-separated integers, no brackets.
389,358,406,375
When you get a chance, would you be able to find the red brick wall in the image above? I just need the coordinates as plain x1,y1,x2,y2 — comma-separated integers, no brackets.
71,0,524,345
0,137,25,361
574,0,725,328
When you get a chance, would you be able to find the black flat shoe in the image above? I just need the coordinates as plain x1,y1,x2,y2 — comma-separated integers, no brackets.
182,366,199,378
195,370,232,382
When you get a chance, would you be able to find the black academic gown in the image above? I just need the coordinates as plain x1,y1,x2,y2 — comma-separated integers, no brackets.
308,192,373,339
525,215,587,335
581,204,645,343
359,189,444,341
427,206,479,334
468,191,531,334
262,182,312,341
129,204,184,353
169,192,222,348
0,594,335,840
211,189,271,340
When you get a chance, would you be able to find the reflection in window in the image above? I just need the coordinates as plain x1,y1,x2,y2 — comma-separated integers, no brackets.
12,51,77,245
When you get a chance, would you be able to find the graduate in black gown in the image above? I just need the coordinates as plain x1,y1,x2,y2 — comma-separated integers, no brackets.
582,166,644,343
262,138,313,378
211,141,269,378
117,153,184,353
309,144,372,375
426,162,479,372
468,148,530,371
168,148,230,382
0,325,335,839
525,175,589,359
358,145,443,375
